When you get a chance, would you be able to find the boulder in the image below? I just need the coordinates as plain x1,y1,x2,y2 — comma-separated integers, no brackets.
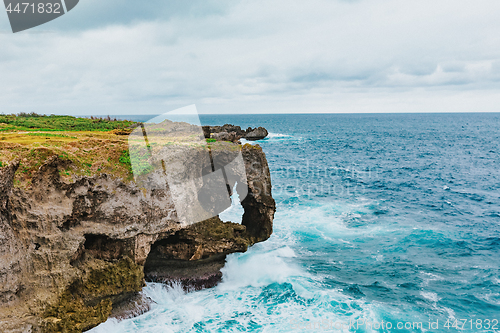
244,127,269,141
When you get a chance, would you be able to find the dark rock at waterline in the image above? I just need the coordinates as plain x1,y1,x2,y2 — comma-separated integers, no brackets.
145,254,226,291
244,127,269,141
144,216,248,291
110,292,154,321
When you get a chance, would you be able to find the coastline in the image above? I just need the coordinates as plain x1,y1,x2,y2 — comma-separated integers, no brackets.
0,117,275,332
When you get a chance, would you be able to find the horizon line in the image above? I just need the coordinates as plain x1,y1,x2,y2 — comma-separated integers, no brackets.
2,111,500,116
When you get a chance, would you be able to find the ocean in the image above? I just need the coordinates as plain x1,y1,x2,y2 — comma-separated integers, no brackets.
90,113,500,332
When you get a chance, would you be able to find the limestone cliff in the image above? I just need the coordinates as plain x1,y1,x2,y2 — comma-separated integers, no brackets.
0,144,275,332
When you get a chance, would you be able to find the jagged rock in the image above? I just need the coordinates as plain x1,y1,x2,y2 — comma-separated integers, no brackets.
240,144,275,241
244,127,269,141
203,124,269,141
209,124,246,137
0,142,275,332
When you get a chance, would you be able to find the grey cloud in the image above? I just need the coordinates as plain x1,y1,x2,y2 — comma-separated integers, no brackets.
45,0,233,31
396,63,439,76
441,62,467,73
1,0,500,114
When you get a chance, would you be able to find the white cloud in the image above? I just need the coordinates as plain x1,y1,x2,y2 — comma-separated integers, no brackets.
1,0,500,114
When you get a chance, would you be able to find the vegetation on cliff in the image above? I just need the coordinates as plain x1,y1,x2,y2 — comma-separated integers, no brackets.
0,113,135,132
0,113,244,188
43,258,144,332
0,113,137,188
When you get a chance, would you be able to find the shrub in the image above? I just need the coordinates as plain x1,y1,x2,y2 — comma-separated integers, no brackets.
0,114,136,132
119,150,131,165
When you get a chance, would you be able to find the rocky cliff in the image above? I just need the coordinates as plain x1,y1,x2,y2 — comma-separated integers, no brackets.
0,143,275,332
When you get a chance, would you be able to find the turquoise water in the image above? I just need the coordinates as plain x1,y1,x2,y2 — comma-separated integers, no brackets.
91,114,500,332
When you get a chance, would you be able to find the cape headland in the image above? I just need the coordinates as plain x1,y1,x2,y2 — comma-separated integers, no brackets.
0,114,275,332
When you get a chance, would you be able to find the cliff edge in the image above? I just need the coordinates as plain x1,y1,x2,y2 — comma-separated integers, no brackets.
0,141,275,332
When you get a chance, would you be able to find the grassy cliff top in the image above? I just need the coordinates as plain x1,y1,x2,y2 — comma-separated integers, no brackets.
0,114,242,188
0,114,137,187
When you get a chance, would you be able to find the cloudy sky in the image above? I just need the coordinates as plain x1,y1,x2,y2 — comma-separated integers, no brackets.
1,0,500,115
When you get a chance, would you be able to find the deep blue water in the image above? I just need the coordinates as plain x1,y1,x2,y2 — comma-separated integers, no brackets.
92,113,500,332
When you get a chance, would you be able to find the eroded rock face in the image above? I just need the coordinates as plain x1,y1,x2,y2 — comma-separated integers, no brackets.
144,216,249,290
240,145,275,241
0,162,26,307
0,144,275,332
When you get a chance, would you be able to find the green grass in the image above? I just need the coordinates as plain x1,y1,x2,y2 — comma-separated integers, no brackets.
119,150,131,165
0,113,136,132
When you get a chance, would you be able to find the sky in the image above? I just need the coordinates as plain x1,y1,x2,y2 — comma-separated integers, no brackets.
1,0,500,115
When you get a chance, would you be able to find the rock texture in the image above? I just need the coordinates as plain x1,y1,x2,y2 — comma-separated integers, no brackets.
244,127,269,141
0,143,275,332
202,124,269,142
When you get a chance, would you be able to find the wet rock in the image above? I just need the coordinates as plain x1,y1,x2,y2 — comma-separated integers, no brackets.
110,292,154,321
